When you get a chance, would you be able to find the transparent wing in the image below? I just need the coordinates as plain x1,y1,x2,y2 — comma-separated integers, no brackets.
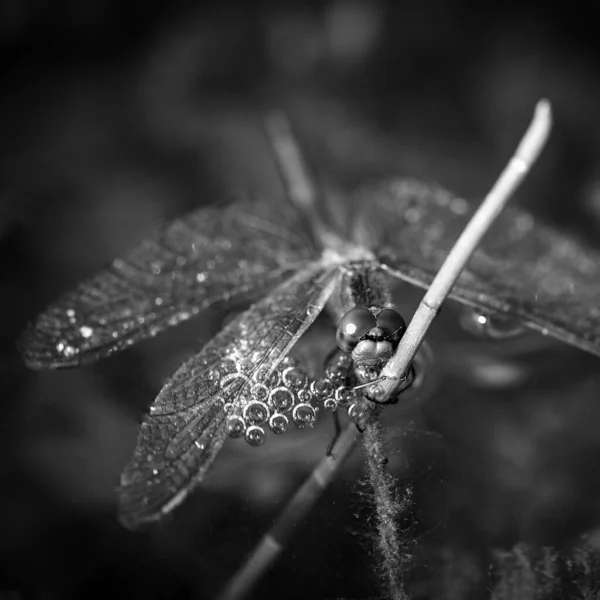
20,199,319,368
354,179,600,357
117,262,342,529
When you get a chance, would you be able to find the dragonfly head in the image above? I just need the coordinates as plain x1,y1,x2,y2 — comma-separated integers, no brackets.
336,307,406,375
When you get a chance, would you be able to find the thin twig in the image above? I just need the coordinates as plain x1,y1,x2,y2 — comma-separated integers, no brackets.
220,100,553,600
215,423,360,600
377,99,553,401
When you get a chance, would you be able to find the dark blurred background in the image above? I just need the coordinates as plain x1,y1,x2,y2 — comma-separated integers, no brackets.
4,1,600,599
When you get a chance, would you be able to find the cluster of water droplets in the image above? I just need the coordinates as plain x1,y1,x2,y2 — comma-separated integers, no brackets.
223,352,360,447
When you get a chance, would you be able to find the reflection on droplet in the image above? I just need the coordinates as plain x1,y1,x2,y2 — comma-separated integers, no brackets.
325,364,347,385
335,386,356,403
79,325,93,339
323,398,338,412
310,379,334,398
56,341,76,357
245,425,266,446
459,309,527,339
251,383,269,402
194,436,209,451
269,413,289,434
282,366,308,389
269,387,294,412
292,404,316,428
226,415,246,438
296,389,313,403
243,401,270,425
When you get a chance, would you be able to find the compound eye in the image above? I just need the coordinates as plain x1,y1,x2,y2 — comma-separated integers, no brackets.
376,308,406,343
336,307,377,352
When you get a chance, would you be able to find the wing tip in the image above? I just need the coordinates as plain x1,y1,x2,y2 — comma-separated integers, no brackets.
17,324,82,370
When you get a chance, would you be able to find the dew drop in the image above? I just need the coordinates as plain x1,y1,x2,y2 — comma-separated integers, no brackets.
460,309,527,339
310,379,334,399
347,402,366,422
226,415,246,438
280,355,301,369
243,401,270,425
282,366,308,389
245,425,266,447
335,386,356,404
194,436,209,451
292,404,316,428
237,357,255,375
251,383,269,402
79,325,93,339
150,262,162,275
296,389,313,404
325,364,347,385
323,398,339,412
269,387,294,412
196,272,208,283
269,413,289,434
333,352,352,369
57,342,77,358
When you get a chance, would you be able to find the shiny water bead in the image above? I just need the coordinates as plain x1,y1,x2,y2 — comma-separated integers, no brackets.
347,402,367,423
242,400,270,425
245,425,266,447
366,382,385,401
335,386,356,404
56,341,77,358
292,403,317,428
324,363,348,385
226,415,246,438
268,387,295,412
237,357,257,375
459,309,527,339
296,388,313,404
323,397,338,412
310,378,334,399
252,365,272,383
282,366,308,389
269,413,289,434
333,352,352,369
250,382,269,402
280,355,302,369
79,325,93,339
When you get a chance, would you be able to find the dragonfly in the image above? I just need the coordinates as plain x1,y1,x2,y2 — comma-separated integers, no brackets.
18,106,600,532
